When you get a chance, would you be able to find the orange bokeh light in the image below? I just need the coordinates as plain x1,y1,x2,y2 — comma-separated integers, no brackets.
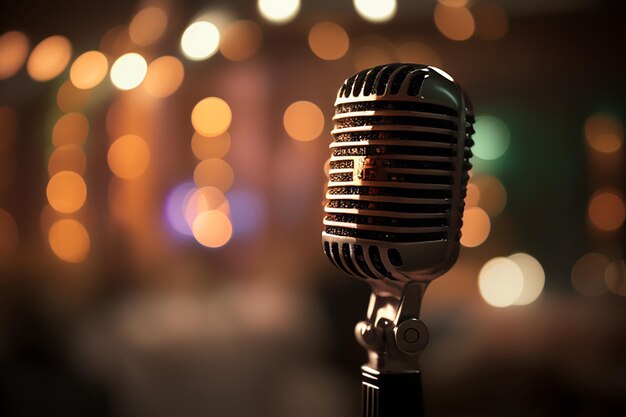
434,5,475,41
70,50,108,90
129,7,168,47
192,210,232,248
52,112,89,147
57,80,92,112
143,55,184,98
0,31,29,80
283,100,325,141
588,191,625,231
48,145,86,176
46,171,87,214
193,158,234,191
220,20,263,61
107,134,150,179
584,113,623,153
308,21,350,61
27,35,72,81
460,206,490,247
191,132,231,160
191,97,232,137
48,219,90,263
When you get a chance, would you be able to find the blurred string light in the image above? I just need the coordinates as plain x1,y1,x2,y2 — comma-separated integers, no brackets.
48,218,90,263
258,0,301,24
434,4,475,41
220,20,262,61
478,257,524,308
110,53,147,90
143,55,185,98
52,112,89,147
353,0,397,23
70,51,108,90
605,259,626,297
107,134,150,179
46,171,87,214
48,145,86,176
191,97,232,137
588,191,625,231
571,252,609,296
283,100,324,141
472,1,509,41
191,132,231,160
509,253,545,305
57,80,92,112
0,208,19,258
308,22,349,61
227,188,268,237
129,6,168,47
0,31,29,80
584,112,624,153
472,174,507,217
193,158,234,191
396,40,442,68
192,210,232,248
181,21,220,61
26,35,72,81
460,206,490,247
472,115,510,160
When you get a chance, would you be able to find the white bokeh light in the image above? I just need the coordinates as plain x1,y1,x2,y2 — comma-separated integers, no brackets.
181,21,220,60
509,253,545,305
354,0,397,23
478,257,524,308
110,53,147,90
258,0,301,24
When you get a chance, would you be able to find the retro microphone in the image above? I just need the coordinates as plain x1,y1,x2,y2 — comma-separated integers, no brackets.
322,64,474,417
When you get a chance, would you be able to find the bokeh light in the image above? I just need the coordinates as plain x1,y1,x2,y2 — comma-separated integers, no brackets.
460,206,490,247
46,171,87,214
220,20,263,61
110,53,148,90
48,219,90,263
509,253,545,305
588,191,625,231
227,188,268,237
193,159,234,191
434,5,475,41
473,175,507,217
465,183,480,207
56,80,92,112
478,257,524,308
192,210,232,248
180,21,220,61
184,186,230,232
191,97,232,137
191,132,231,160
308,22,349,61
605,259,626,297
26,35,72,81
438,0,468,6
99,25,132,56
0,208,18,258
52,112,89,147
107,134,150,179
258,0,301,24
165,182,196,236
48,145,86,176
571,253,609,296
396,41,442,68
69,50,108,90
584,113,624,153
0,31,29,80
473,115,510,160
143,55,184,98
129,6,168,47
0,106,17,154
353,36,394,70
353,0,397,23
473,1,509,41
283,100,324,141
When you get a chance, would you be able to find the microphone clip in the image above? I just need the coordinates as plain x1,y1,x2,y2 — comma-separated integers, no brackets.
355,281,429,372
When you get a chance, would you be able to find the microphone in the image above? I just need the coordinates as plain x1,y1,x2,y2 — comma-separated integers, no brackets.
322,63,474,417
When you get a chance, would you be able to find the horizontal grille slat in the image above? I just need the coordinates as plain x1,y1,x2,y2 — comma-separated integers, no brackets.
334,116,457,131
330,159,354,169
328,186,452,199
333,130,457,144
325,213,448,228
335,101,458,117
324,226,447,243
326,199,450,213
323,219,446,234
332,145,453,158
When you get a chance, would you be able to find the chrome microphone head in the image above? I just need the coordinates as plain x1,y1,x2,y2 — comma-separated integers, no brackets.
322,63,474,295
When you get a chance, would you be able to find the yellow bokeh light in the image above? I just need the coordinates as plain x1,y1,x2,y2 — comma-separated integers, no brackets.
473,2,509,41
69,50,108,90
353,0,397,23
48,145,86,176
46,171,87,214
193,158,234,191
143,55,184,98
27,35,72,81
588,191,625,231
509,253,545,305
308,21,349,61
283,100,324,141
571,253,609,296
460,206,490,247
52,112,89,147
220,20,263,61
258,0,301,24
0,31,29,80
107,134,150,179
57,80,92,112
0,208,19,258
192,210,232,248
180,21,220,61
396,41,442,68
479,257,524,308
473,175,507,217
584,113,623,153
0,106,18,154
191,97,232,137
129,7,168,47
110,53,147,90
191,132,231,160
434,5,475,41
184,186,230,228
465,183,480,207
48,219,90,263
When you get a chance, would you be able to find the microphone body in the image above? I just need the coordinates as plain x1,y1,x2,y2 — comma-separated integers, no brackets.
322,64,474,416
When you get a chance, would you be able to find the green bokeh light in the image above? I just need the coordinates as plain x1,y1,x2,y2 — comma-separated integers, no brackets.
473,115,510,160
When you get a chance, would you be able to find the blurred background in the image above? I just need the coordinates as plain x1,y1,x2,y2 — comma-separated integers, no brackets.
1,0,625,416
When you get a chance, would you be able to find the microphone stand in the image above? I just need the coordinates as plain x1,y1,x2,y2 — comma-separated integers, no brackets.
355,281,428,417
